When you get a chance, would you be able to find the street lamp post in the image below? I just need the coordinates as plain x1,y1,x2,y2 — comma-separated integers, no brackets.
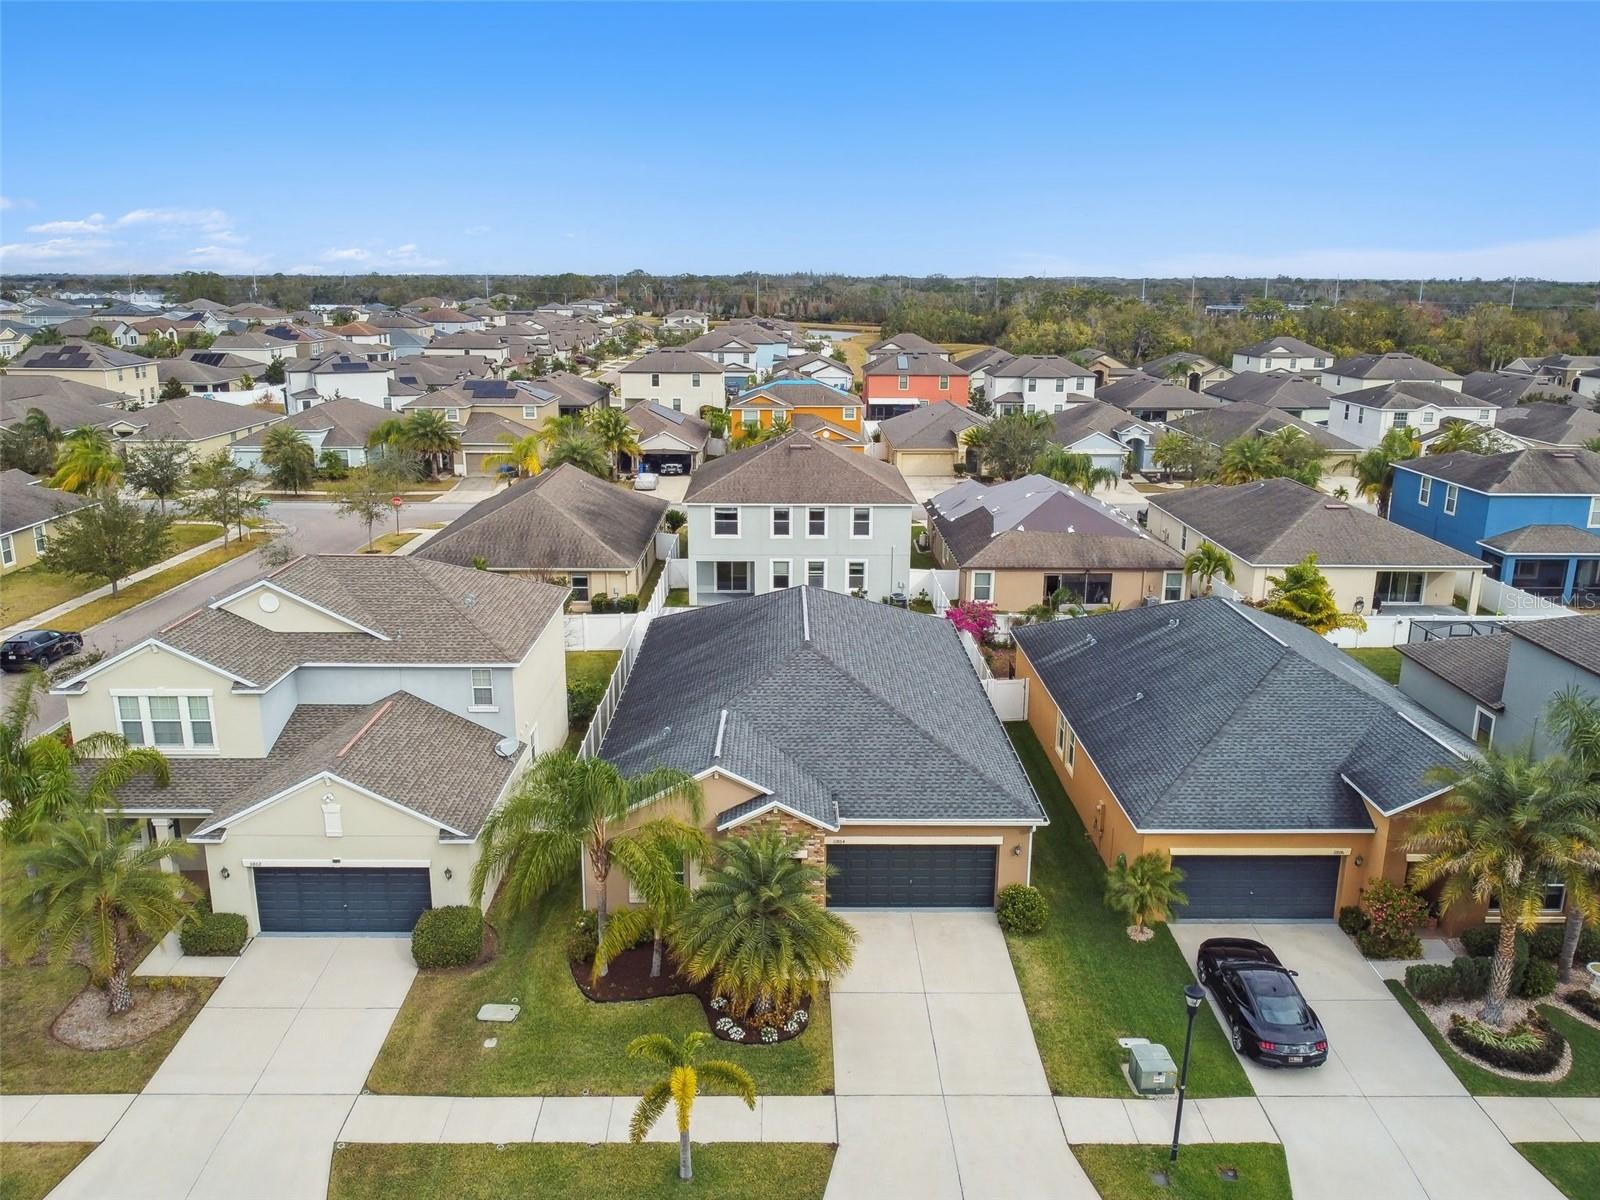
1170,984,1206,1163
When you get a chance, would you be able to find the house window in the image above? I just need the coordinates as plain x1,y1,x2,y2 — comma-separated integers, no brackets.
670,398,681,412
713,507,740,536
522,405,539,419
806,560,826,588
1478,410,1491,422
1392,413,1408,429
1444,484,1458,516
1489,877,1566,916
972,571,993,602
1418,476,1432,506
1589,497,1600,528
939,375,950,390
898,374,909,391
115,694,215,751
1473,707,1496,747
1027,378,1038,393
851,507,871,537
1054,713,1076,771
32,526,47,555
444,408,460,422
807,507,826,537
772,506,791,537
1179,525,1188,552
741,410,759,427
1315,358,1327,368
1375,571,1424,604
650,373,660,387
569,573,590,601
1357,408,1363,424
1054,378,1065,392
771,559,791,589
1163,571,1183,602
715,561,750,592
1075,377,1086,391
471,669,495,709
1421,410,1436,425
691,372,700,387
843,407,857,421
847,561,866,591
1343,404,1351,419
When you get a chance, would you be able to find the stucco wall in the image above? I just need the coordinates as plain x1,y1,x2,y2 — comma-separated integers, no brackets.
966,566,1175,613
68,646,267,757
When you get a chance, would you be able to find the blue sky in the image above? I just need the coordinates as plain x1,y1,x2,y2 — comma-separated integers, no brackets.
2,2,1596,279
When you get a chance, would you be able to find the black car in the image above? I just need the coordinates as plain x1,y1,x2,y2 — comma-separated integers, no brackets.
0,629,84,672
1196,937,1328,1068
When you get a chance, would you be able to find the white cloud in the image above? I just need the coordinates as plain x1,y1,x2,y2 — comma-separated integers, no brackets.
25,214,108,235
0,196,36,212
186,244,267,271
386,243,446,268
115,207,231,233
0,236,115,266
323,247,373,262
463,224,490,237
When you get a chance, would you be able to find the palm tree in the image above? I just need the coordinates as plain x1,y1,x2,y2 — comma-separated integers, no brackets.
1263,554,1365,633
1428,421,1501,456
593,820,711,979
1103,851,1188,941
483,431,543,482
400,408,461,479
366,417,409,452
1265,426,1324,485
1,671,171,845
0,407,61,476
259,424,315,495
544,430,613,478
1182,541,1235,596
671,827,857,1018
537,412,590,449
3,810,198,1014
468,751,703,949
1216,436,1279,484
1033,447,1118,493
588,406,641,479
701,408,729,439
1351,427,1421,516
626,1031,756,1182
1407,749,1600,1024
50,427,124,494
1544,689,1600,982
734,417,791,446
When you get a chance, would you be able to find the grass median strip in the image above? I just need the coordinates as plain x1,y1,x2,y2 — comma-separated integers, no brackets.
0,524,223,627
0,1142,96,1200
1515,1142,1600,1200
1073,1144,1292,1200
51,532,267,633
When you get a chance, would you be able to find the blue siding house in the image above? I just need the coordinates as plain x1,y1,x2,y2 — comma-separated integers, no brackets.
1389,447,1600,603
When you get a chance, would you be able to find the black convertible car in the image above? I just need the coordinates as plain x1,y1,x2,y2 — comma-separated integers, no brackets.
1196,938,1328,1068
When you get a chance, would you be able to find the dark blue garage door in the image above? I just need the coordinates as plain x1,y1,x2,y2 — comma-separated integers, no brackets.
1171,855,1340,921
827,845,997,908
254,867,432,933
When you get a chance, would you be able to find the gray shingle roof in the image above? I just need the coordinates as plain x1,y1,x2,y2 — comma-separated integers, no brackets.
863,351,967,377
1340,380,1490,411
1147,478,1482,568
988,354,1094,380
1,376,139,432
0,469,97,536
130,395,275,443
1325,352,1461,383
868,332,944,356
1396,634,1509,709
1400,447,1600,493
734,379,856,409
684,430,915,504
599,589,1045,827
879,400,986,451
1493,402,1600,448
1236,336,1331,359
1204,370,1337,410
1511,615,1600,676
1046,400,1152,446
1480,524,1600,555
232,397,391,450
1096,372,1224,413
955,346,1015,373
1013,597,1475,830
416,464,668,571
9,340,153,371
1167,403,1357,452
1461,371,1574,409
620,349,724,375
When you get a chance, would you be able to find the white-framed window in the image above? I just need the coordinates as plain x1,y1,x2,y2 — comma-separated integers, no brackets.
843,406,857,421
847,560,866,591
740,409,759,427
939,375,950,390
3,533,17,566
522,404,540,419
471,669,496,710
1075,377,1086,391
772,506,791,537
1026,378,1038,393
1179,525,1188,551
1588,496,1600,528
1418,476,1432,506
1392,413,1408,429
1444,484,1459,515
1054,712,1076,771
807,507,826,537
771,559,791,589
32,526,48,554
691,372,701,387
650,372,660,387
1473,706,1495,747
715,561,750,592
115,694,215,751
972,571,993,602
569,572,590,601
713,507,740,536
670,398,681,412
851,507,871,538
1163,571,1183,602
1478,409,1491,422
806,559,826,588
444,407,460,422
898,374,909,391
1054,378,1065,392
1421,410,1436,425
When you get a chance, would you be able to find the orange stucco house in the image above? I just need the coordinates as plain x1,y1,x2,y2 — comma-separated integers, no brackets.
863,351,970,421
729,379,866,450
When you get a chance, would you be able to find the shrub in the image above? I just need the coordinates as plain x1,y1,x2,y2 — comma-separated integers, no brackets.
1358,927,1422,960
568,676,606,725
1564,988,1600,1021
565,909,599,963
1452,955,1492,1000
1447,1012,1564,1074
1357,879,1428,959
1460,925,1498,958
179,909,248,956
1337,905,1370,937
616,594,639,613
590,594,613,613
996,884,1050,934
411,905,484,969
1521,957,1559,999
1526,923,1600,967
47,649,104,685
1404,963,1456,1004
664,509,687,532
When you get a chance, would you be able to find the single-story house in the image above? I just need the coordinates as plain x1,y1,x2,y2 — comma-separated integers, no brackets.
1046,401,1161,473
1491,402,1600,450
1203,370,1338,425
231,397,394,474
877,401,986,476
1,469,98,573
1165,402,1357,469
624,400,711,475
129,395,281,457
1097,372,1225,423
768,351,853,392
1137,352,1232,392
596,587,1048,909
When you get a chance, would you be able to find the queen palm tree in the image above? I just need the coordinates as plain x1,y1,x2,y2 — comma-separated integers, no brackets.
483,431,543,482
1033,447,1118,493
1215,435,1280,484
259,424,315,494
400,408,461,479
1265,426,1324,485
537,412,590,449
1263,554,1365,633
50,427,124,494
588,406,641,480
365,417,409,452
1352,427,1421,516
0,406,61,476
626,1031,756,1182
544,430,614,478
1,670,171,845
1103,851,1188,941
1544,689,1600,982
1406,749,1600,1025
1427,420,1501,456
1182,541,1235,596
671,827,857,1018
469,751,703,950
2,810,198,1014
593,821,711,979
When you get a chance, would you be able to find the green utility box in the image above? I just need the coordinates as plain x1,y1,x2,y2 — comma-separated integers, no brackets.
1129,1042,1176,1094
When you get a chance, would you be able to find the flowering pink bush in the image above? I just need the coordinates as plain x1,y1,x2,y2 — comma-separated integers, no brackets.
1355,879,1429,959
945,599,997,642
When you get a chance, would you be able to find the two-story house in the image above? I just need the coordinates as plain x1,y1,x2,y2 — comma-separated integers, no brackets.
1137,352,1232,392
618,349,729,414
1325,381,1499,450
1388,447,1600,605
5,340,160,403
984,354,1096,415
1230,336,1333,375
862,352,970,420
954,346,1015,397
52,555,570,935
684,430,917,605
366,312,436,356
681,330,758,376
866,332,949,361
728,379,865,448
1046,401,1161,473
1320,351,1463,395
1097,372,1224,424
768,351,853,392
1204,370,1338,425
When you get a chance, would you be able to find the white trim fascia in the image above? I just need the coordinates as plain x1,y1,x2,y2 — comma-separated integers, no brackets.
115,806,215,816
719,798,839,833
1475,537,1600,558
1394,710,1472,760
50,636,256,692
1138,827,1375,837
238,659,520,694
824,835,1003,845
241,857,431,868
208,578,390,640
1370,782,1455,818
692,766,772,797
1152,843,1362,852
835,816,1050,827
191,769,472,839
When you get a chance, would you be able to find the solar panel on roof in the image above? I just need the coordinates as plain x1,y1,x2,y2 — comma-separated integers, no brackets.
897,354,908,369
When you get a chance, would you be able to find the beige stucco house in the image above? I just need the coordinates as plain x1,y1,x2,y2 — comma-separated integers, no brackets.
0,469,98,573
6,340,160,403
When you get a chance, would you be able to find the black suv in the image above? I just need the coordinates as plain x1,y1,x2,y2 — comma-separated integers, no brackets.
1,629,84,672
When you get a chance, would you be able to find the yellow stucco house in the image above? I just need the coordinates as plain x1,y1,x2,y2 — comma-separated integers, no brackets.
6,340,160,403
730,379,865,450
0,469,98,573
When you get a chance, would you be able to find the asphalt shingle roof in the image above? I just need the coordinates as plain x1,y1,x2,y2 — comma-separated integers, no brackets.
1013,597,1474,830
1204,370,1337,410
1461,371,1574,409
863,351,967,377
620,349,723,375
684,430,915,504
1399,448,1600,493
1396,634,1509,709
868,332,944,356
0,469,96,535
1325,353,1462,383
1511,615,1600,676
130,395,275,443
1493,402,1600,448
9,340,153,371
1480,524,1600,555
232,397,391,450
878,401,986,451
1167,403,1357,452
988,354,1094,380
599,589,1045,827
1236,336,1331,359
1340,380,1491,411
1097,372,1224,413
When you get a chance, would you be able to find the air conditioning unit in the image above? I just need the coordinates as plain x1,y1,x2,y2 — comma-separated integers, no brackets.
1128,1042,1177,1095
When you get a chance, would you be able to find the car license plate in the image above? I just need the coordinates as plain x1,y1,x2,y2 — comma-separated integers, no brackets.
1287,1055,1304,1063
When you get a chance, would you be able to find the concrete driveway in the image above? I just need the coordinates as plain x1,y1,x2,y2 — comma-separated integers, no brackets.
825,911,1094,1200
51,937,415,1200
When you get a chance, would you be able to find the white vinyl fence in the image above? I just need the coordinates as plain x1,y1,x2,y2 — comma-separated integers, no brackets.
564,538,679,650
957,629,1030,721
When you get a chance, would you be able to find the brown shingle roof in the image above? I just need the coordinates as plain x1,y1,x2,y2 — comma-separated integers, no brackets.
685,430,915,504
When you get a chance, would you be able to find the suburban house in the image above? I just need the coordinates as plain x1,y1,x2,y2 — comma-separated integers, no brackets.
867,332,949,361
710,321,795,373
984,354,1096,414
955,346,1015,396
1230,336,1333,375
659,309,710,335
414,308,484,336
595,587,1048,909
729,378,864,447
231,397,394,474
1399,615,1600,760
862,352,970,420
1325,381,1499,450
1493,401,1600,449
876,401,985,477
1046,401,1162,473
327,321,393,348
156,357,282,407
55,317,142,348
683,430,917,605
128,394,280,457
624,400,712,475
1012,597,1481,926
1165,402,1358,469
5,340,160,403
1204,370,1338,425
618,349,729,413
1146,477,1485,612
1461,369,1573,409
1070,348,1133,389
1097,371,1224,423
926,475,1184,611
422,332,511,366
1388,447,1600,604
680,330,758,375
52,555,569,934
769,351,853,392
0,318,34,359
0,469,97,573
1320,351,1463,395
366,312,435,356
1137,352,1231,392
1,376,145,437
415,464,668,609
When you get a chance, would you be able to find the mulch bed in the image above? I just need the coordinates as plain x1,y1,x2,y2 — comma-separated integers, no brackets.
51,982,204,1051
568,943,814,1046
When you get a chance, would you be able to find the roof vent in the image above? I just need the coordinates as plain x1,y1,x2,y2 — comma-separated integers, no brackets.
1323,502,1349,510
494,736,519,759
712,709,728,760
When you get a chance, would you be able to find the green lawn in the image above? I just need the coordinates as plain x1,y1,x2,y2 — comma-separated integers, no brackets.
1516,1142,1600,1200
358,529,421,554
1343,647,1402,685
1386,982,1600,1096
364,874,833,1096
0,964,217,1094
1073,1144,1293,1200
639,555,665,602
1003,724,1252,1098
0,523,222,626
0,1143,95,1200
666,588,690,607
910,523,937,570
52,532,268,633
564,650,621,752
327,1143,835,1200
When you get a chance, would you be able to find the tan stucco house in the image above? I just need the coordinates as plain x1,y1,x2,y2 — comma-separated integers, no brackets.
594,588,1047,910
0,469,98,573
5,340,160,403
877,401,985,477
54,555,569,935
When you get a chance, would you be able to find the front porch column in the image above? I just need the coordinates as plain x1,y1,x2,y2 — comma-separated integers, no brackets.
150,817,177,873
